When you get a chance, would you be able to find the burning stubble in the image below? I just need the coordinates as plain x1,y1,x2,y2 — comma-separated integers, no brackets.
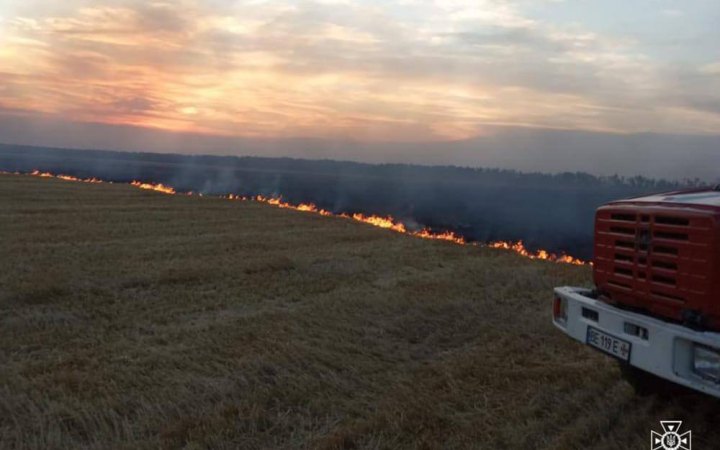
16,170,587,265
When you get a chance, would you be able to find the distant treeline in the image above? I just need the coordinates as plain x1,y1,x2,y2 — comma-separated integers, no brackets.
0,143,699,259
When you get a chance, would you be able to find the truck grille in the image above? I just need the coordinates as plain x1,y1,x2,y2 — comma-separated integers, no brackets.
594,205,717,327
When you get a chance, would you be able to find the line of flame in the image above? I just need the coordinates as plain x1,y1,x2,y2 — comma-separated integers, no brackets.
130,180,176,194
6,170,588,265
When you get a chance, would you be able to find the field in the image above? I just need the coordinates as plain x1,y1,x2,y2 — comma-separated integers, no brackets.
1,173,717,449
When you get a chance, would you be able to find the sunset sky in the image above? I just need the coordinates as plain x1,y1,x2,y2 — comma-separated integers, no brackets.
1,0,719,170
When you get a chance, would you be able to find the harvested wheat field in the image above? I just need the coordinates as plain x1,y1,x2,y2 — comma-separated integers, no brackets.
0,173,717,450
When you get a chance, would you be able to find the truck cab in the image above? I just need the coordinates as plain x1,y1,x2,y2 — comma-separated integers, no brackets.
553,188,720,398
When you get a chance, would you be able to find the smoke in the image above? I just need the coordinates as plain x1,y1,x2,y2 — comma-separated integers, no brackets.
0,143,696,259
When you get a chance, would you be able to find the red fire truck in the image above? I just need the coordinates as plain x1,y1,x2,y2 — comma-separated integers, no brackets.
553,188,720,398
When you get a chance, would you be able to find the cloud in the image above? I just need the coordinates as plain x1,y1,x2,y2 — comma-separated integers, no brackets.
0,0,719,143
661,9,684,17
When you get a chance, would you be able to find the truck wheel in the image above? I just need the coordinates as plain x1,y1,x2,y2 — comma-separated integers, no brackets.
618,363,680,397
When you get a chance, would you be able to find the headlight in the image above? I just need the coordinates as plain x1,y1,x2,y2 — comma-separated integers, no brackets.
553,296,567,324
693,344,720,383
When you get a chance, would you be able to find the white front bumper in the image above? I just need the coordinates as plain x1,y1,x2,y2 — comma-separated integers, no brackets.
553,286,720,399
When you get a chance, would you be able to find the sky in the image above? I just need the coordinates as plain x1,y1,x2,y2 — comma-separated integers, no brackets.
0,0,719,178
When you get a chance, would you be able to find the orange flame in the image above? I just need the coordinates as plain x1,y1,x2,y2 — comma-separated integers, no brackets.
12,169,588,265
130,180,176,194
488,241,587,265
413,229,466,245
349,213,407,233
30,170,104,183
254,195,334,216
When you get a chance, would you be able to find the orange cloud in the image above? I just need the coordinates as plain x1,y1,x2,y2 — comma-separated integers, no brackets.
1,0,719,142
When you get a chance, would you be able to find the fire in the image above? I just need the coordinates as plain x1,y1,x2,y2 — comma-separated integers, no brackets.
10,169,589,265
349,213,407,233
130,180,176,195
413,229,466,245
488,241,586,265
254,195,334,216
30,170,104,183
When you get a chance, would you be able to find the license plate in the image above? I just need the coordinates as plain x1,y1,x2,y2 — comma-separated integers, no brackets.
586,326,631,361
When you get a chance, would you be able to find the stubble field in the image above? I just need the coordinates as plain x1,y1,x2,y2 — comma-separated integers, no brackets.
0,173,717,449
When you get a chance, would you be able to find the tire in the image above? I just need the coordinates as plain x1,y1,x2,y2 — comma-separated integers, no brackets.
618,363,684,397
